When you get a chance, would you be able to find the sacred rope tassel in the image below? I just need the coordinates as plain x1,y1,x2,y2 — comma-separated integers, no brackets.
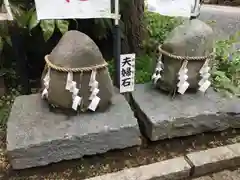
152,55,163,85
177,60,189,95
88,69,100,111
65,72,73,91
70,81,82,111
42,68,51,98
65,72,82,111
198,59,211,93
44,55,108,112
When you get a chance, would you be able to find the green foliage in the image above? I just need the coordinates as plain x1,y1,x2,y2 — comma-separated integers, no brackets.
56,19,69,35
108,11,180,85
212,32,240,97
40,20,55,41
133,11,240,98
0,0,132,46
0,2,70,46
0,88,20,130
145,12,181,43
142,12,182,55
108,54,153,84
28,10,39,30
135,55,153,83
133,12,180,83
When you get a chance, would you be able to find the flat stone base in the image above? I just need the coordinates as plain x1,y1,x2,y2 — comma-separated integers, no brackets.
131,84,240,141
7,94,141,170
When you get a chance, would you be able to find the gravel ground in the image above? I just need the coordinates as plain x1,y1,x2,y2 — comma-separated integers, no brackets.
193,168,240,180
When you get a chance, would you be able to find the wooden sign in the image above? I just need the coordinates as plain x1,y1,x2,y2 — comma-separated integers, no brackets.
34,0,112,20
120,54,135,93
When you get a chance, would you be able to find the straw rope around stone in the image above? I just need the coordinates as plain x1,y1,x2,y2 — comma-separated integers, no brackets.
158,45,213,61
45,55,108,72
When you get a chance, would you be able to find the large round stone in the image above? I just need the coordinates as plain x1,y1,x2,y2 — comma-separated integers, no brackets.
41,30,114,112
155,19,214,93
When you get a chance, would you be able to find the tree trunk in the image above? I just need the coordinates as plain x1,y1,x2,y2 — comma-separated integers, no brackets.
121,0,145,55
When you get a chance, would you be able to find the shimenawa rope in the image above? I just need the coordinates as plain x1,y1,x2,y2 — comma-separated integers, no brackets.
158,45,213,61
45,55,108,72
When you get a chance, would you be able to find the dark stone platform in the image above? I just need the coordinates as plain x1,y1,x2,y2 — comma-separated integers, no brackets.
131,84,240,141
7,93,141,170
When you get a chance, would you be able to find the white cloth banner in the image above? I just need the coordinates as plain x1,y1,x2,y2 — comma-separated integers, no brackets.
147,0,194,18
34,0,112,20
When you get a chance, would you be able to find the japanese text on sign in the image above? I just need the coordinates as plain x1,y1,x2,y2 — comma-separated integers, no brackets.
34,0,112,20
146,0,193,18
120,54,135,93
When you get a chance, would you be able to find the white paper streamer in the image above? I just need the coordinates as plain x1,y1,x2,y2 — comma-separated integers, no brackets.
41,68,51,98
90,80,99,91
64,72,83,111
72,96,82,111
153,74,161,84
44,68,50,83
88,70,100,111
89,88,100,100
72,87,79,97
198,60,211,93
199,80,211,92
66,72,73,90
41,88,48,98
69,81,77,93
88,96,101,111
177,61,189,94
198,73,210,86
70,82,81,110
89,70,97,86
152,57,163,85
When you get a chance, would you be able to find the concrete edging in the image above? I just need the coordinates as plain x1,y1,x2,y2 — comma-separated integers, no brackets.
85,143,240,180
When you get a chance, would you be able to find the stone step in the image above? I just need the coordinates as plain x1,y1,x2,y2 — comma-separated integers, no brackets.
85,143,240,180
6,93,141,170
131,84,240,142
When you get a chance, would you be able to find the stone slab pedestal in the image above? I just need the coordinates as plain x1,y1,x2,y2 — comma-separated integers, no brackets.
7,94,141,170
131,84,240,141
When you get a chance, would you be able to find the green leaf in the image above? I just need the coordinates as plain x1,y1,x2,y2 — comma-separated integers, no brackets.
40,20,55,41
213,70,226,77
56,20,69,35
29,10,40,30
10,5,34,28
4,36,12,47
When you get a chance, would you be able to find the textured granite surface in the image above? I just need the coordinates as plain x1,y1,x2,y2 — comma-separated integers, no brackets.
7,93,141,170
131,84,240,141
